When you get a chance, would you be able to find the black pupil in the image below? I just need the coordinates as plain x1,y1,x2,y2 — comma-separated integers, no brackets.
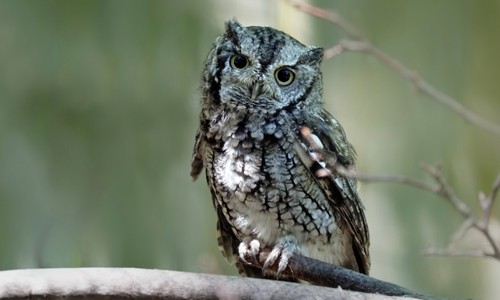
233,55,247,68
277,69,291,82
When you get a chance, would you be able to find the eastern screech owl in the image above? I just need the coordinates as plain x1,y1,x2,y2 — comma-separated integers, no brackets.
191,20,370,278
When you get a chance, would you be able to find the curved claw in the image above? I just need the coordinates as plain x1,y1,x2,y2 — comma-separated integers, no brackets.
238,236,299,278
238,239,261,266
262,236,298,277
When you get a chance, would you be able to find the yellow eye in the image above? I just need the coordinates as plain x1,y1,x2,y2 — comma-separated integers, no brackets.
230,54,249,69
274,67,295,86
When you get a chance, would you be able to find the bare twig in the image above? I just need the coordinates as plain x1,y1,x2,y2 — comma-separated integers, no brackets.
449,217,475,245
290,0,500,264
357,166,500,260
356,166,500,260
422,248,497,259
480,174,500,229
420,164,472,218
285,0,500,137
352,164,500,261
417,168,500,260
300,125,500,261
285,0,363,40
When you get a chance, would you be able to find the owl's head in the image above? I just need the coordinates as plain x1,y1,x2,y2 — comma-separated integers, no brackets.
202,20,324,115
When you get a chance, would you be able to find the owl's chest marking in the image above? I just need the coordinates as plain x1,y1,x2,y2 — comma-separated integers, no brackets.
205,111,339,252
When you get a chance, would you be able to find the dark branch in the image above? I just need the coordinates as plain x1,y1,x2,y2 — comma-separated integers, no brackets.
240,248,443,300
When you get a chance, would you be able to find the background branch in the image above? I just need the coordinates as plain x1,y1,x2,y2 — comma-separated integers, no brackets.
355,165,500,261
286,0,500,137
300,126,500,262
350,163,499,261
290,0,500,264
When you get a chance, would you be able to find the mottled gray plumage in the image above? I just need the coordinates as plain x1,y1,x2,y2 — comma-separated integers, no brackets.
191,20,370,278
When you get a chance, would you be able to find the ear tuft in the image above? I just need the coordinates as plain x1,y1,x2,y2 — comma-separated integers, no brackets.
298,47,324,65
309,47,324,64
224,19,246,45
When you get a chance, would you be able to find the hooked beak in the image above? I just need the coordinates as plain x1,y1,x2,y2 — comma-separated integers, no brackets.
250,83,263,100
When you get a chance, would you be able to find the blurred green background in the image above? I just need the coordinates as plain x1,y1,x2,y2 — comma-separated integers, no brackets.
0,0,499,299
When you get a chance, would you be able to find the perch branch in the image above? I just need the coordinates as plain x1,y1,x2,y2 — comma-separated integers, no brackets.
0,267,428,300
239,249,441,300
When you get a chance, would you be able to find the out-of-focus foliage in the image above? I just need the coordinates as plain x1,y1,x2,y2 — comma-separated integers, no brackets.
0,0,220,272
0,1,498,299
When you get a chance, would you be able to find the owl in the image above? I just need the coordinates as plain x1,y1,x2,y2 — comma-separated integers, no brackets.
191,20,370,279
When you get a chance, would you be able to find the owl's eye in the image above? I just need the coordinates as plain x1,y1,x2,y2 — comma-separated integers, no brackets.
274,67,295,86
230,54,249,69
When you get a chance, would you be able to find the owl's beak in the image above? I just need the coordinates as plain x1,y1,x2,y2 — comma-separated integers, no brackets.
250,83,263,100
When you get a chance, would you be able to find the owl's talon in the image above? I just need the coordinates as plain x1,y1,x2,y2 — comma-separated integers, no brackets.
238,239,261,266
262,236,298,277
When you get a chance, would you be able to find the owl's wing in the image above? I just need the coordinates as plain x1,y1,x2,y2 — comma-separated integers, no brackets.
295,109,371,274
190,127,205,180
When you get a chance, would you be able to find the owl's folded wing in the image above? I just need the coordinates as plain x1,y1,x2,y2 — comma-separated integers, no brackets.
294,109,371,274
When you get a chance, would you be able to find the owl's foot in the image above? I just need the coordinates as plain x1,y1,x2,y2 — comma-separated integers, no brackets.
262,236,298,277
238,236,298,278
238,238,261,267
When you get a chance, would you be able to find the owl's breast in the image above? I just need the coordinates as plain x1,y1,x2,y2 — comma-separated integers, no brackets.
206,110,297,198
213,143,264,194
205,117,338,246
